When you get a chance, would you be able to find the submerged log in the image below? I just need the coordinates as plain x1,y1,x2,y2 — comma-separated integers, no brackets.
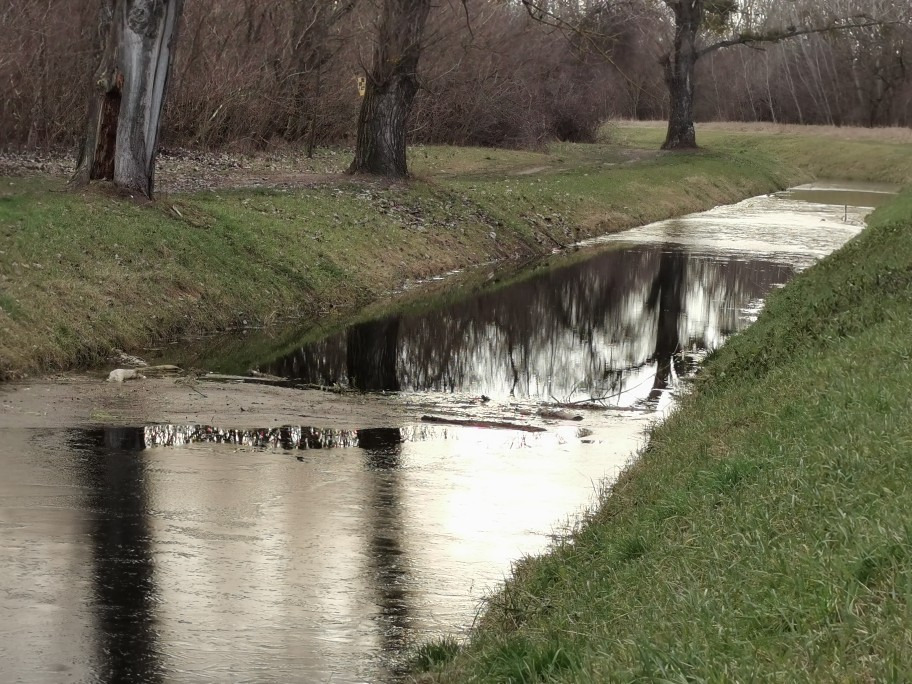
536,408,584,421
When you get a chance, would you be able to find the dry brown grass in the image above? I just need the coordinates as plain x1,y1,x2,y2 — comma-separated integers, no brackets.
616,119,912,144
698,121,912,143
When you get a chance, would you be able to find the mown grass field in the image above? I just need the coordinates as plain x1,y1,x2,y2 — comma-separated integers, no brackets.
618,122,912,185
414,190,912,681
1,124,911,377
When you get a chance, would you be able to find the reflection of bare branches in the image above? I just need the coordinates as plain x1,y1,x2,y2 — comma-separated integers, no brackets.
261,247,794,406
141,424,456,451
552,367,666,407
506,332,520,397
145,425,361,450
644,250,686,406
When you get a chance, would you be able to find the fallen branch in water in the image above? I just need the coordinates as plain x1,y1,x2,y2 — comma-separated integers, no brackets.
421,415,546,432
143,364,184,376
549,401,649,413
200,373,351,394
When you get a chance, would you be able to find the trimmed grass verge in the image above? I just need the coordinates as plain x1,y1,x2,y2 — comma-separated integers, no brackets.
1,125,911,378
415,190,912,681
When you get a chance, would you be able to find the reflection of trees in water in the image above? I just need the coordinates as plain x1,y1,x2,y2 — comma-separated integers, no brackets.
64,425,427,681
140,424,449,450
645,250,687,405
359,429,413,669
143,424,361,450
264,247,794,402
66,427,163,683
140,423,418,668
348,318,401,391
267,317,402,391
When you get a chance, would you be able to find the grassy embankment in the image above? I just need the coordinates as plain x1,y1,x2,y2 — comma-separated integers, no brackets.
415,190,912,678
1,124,911,378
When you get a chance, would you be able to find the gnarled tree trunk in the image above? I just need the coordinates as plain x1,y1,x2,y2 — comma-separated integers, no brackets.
71,0,183,198
662,0,702,150
349,0,431,177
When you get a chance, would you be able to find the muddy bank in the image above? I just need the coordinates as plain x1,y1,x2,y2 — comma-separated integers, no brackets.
0,376,410,430
0,373,599,433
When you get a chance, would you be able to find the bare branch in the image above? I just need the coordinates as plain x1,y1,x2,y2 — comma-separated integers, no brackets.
699,16,900,58
518,0,658,99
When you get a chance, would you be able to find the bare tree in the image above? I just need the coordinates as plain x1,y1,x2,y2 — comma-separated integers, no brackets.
71,0,184,198
4,0,910,154
519,0,663,107
349,0,433,177
520,0,896,149
284,1,358,156
659,0,890,149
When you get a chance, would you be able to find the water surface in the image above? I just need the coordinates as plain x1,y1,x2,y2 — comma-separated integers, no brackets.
0,183,888,682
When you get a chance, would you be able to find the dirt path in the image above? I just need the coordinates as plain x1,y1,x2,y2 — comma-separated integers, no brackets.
0,144,660,194
0,149,356,194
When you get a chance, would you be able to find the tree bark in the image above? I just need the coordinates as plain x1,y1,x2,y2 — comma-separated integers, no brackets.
72,0,119,186
349,0,431,177
662,0,702,150
71,0,183,198
305,69,321,158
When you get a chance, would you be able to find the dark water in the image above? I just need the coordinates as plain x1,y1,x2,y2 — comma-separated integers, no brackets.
0,185,887,682
260,246,793,407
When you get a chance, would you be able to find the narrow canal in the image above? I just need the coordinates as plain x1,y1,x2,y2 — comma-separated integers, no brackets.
0,182,895,682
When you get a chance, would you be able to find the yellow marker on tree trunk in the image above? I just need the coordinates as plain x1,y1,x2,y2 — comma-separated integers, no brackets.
357,76,366,97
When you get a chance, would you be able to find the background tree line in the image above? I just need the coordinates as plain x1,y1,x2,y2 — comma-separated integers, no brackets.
1,0,909,167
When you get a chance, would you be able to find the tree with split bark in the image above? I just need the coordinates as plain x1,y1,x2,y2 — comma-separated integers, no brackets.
70,0,184,198
349,0,433,177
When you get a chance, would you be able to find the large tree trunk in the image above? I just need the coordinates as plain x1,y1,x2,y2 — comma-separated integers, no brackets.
71,0,183,198
349,0,431,177
662,0,702,150
72,0,118,186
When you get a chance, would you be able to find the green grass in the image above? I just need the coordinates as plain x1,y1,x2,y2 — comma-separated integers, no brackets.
417,190,912,682
410,638,462,672
1,124,911,377
618,123,912,185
